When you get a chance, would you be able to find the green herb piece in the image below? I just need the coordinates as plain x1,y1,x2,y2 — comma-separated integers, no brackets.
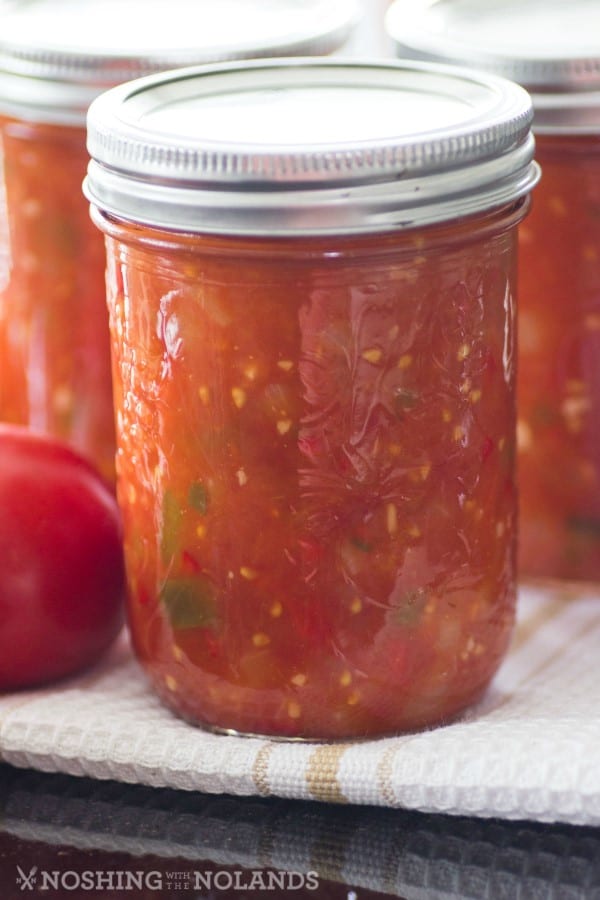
351,537,373,553
188,481,209,515
160,576,216,630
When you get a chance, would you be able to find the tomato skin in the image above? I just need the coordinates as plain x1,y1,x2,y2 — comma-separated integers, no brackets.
0,426,125,690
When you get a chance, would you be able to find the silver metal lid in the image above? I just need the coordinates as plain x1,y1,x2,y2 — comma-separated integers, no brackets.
386,0,600,134
84,58,539,236
0,0,359,124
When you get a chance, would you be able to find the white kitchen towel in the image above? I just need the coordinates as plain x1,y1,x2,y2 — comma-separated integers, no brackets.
0,583,599,826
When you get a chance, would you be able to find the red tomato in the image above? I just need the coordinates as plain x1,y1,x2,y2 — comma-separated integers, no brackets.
0,425,125,690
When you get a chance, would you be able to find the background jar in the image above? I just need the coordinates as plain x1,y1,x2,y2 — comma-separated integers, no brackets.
86,59,538,740
386,0,600,582
0,0,357,482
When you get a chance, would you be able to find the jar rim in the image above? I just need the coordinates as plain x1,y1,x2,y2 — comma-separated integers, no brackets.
0,0,358,124
385,0,600,133
84,58,540,236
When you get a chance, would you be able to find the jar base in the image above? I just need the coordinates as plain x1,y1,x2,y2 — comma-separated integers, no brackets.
151,679,484,744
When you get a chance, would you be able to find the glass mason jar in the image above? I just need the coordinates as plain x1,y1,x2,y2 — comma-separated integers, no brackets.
0,0,357,482
86,59,538,739
386,0,600,582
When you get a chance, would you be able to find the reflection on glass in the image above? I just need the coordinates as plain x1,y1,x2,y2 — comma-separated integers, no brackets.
1,765,599,899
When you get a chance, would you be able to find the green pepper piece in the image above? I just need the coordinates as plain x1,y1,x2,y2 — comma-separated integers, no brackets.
188,481,209,515
160,576,216,630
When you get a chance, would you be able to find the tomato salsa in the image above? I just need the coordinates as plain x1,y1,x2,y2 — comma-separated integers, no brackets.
86,59,537,739
98,211,521,739
518,135,600,582
385,0,600,584
0,117,116,480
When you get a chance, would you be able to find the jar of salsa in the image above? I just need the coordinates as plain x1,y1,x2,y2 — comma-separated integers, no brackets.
0,0,357,482
85,59,538,739
386,0,600,582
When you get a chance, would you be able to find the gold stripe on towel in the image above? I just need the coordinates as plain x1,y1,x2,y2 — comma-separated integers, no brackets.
377,744,398,807
252,743,275,797
306,745,350,803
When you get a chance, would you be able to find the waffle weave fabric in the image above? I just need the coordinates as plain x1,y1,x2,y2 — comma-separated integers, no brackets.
0,583,598,826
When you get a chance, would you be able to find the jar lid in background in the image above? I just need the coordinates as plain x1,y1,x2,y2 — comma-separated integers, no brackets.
385,0,600,133
84,58,539,236
0,0,359,123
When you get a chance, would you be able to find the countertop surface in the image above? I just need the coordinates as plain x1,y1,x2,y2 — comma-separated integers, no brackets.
1,762,600,899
